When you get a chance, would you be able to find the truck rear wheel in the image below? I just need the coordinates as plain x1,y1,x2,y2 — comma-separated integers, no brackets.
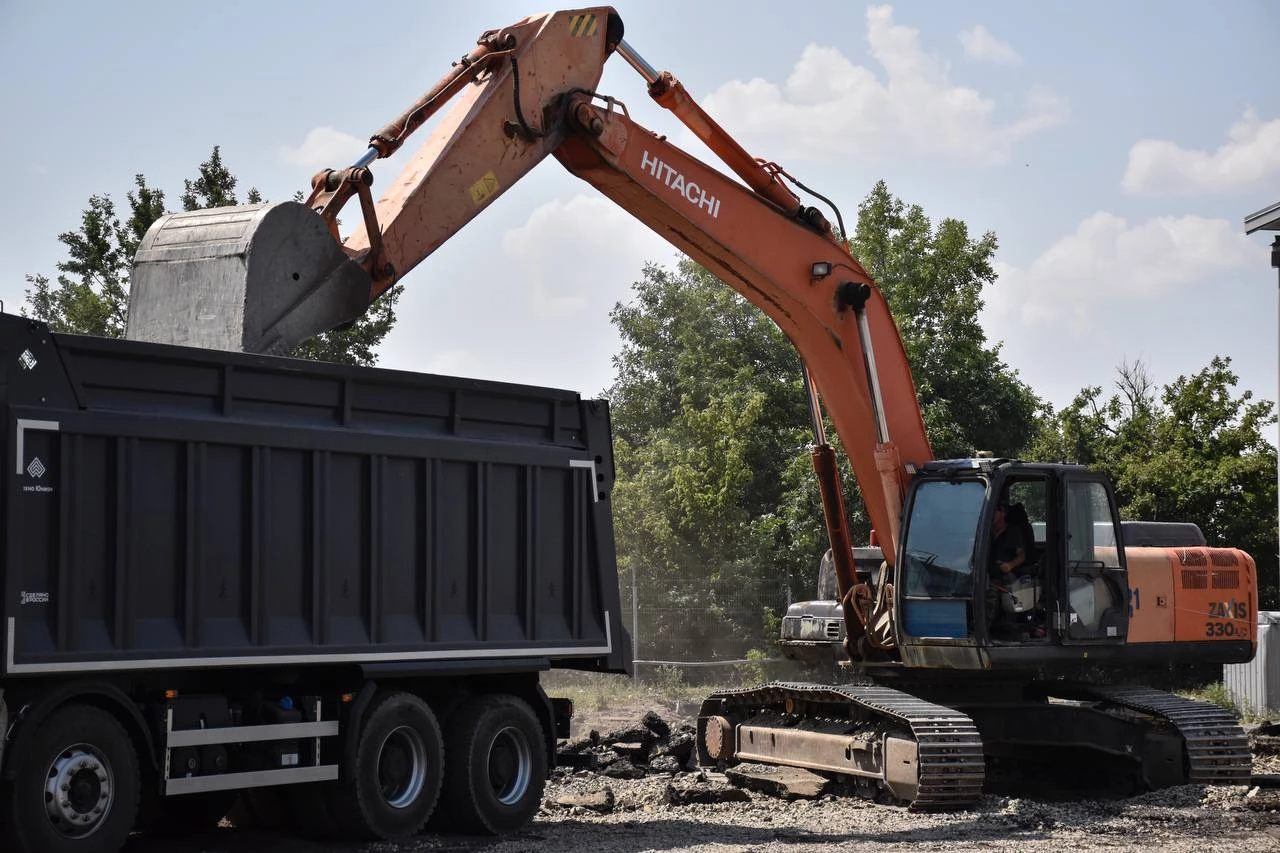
331,691,443,840
438,695,546,835
0,704,140,853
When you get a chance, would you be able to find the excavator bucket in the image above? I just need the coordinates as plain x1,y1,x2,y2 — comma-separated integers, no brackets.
125,201,374,355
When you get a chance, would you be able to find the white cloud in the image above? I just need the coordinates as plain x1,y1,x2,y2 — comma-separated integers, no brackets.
990,212,1260,331
981,211,1269,408
699,5,1064,165
279,126,366,169
499,195,672,320
1122,108,1280,196
377,193,673,394
958,25,1021,64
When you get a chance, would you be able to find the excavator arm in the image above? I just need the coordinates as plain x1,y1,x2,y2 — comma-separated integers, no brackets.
336,9,625,298
126,6,933,647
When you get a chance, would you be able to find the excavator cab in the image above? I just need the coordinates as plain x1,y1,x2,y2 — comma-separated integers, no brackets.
893,459,1130,670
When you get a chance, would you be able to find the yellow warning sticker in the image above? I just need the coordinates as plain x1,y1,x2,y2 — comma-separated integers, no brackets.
569,13,598,38
469,171,500,206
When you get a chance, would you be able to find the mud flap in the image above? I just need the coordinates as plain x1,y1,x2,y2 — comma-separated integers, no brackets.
126,201,373,355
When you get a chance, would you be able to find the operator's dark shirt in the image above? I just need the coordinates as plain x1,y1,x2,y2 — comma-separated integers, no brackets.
988,524,1027,580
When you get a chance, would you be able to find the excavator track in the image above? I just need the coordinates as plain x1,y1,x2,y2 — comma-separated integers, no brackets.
1070,685,1253,785
699,681,985,810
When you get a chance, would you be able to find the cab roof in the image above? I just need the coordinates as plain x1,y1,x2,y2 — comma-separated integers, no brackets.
915,458,1092,477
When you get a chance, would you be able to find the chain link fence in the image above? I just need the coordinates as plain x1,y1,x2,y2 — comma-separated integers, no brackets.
617,562,814,686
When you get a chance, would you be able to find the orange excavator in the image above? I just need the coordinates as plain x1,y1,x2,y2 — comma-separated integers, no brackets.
125,7,1258,806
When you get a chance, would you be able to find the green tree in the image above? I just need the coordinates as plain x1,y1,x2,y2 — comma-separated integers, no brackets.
24,147,397,366
609,260,815,659
180,146,262,210
608,182,1034,658
1031,357,1278,608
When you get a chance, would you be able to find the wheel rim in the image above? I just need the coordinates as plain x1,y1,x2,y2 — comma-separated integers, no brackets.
487,725,532,806
377,725,428,809
44,743,113,838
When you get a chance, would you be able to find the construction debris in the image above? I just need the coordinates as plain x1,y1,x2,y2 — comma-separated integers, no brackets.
665,780,752,806
553,788,617,813
603,759,647,780
725,764,831,800
1250,721,1280,755
557,711,701,779
641,710,672,739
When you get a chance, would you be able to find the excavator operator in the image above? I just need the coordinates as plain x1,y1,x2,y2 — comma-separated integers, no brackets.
990,499,1029,580
987,497,1028,638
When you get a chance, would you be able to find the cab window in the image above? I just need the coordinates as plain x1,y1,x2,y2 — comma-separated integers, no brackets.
901,480,984,598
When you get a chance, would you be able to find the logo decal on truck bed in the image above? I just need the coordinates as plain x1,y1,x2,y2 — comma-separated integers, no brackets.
22,455,52,494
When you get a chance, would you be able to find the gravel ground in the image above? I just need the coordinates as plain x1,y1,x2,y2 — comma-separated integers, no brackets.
122,729,1280,853
520,766,1280,853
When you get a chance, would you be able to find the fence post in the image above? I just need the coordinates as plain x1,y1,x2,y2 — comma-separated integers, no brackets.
632,562,639,682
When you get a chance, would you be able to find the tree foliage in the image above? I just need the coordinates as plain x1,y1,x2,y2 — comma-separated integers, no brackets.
180,146,262,211
24,146,398,366
609,260,817,659
24,175,164,339
608,182,1034,659
1031,357,1279,608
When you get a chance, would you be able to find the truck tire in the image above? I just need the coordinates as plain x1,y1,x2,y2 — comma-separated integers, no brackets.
437,695,547,835
330,691,443,840
0,704,140,853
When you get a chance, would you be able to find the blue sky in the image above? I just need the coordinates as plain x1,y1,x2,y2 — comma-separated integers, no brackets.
1,1,1277,428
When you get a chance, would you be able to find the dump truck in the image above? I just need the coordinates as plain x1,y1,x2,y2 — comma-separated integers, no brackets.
0,313,629,852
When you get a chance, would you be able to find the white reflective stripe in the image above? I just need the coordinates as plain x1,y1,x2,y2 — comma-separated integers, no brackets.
15,419,59,475
570,458,600,502
5,614,612,674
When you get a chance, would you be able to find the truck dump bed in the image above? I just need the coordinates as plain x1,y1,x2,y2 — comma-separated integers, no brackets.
0,313,629,677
